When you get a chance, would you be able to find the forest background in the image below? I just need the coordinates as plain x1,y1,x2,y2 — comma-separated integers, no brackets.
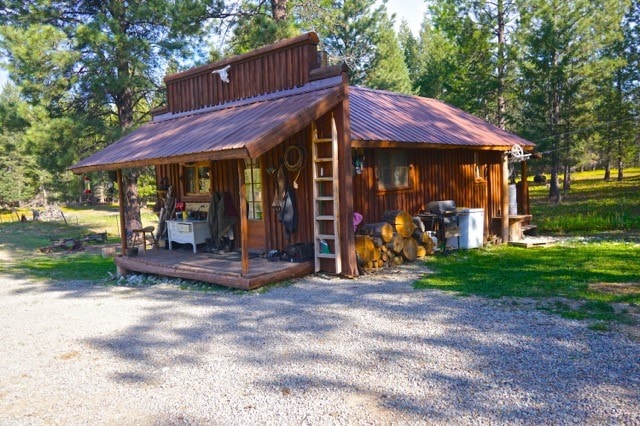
0,0,639,208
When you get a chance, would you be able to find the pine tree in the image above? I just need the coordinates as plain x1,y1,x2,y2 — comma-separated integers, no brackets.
365,12,412,93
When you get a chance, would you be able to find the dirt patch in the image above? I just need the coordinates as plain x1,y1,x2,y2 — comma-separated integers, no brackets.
588,282,640,295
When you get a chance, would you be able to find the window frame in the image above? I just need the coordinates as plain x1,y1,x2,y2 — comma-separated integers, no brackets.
244,158,263,221
183,162,211,196
376,149,412,192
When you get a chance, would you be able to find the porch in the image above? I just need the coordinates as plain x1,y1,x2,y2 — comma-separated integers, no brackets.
115,248,314,291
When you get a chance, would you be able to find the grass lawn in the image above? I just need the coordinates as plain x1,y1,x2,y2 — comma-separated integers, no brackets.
416,168,640,332
0,205,159,283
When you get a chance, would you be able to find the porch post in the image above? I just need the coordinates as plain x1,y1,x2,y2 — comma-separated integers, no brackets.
117,169,127,255
501,152,509,244
521,161,530,215
237,159,249,276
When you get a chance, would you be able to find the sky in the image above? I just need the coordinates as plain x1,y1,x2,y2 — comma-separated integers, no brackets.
384,0,427,35
0,1,426,89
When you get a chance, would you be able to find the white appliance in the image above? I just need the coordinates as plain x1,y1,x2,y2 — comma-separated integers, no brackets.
456,208,484,249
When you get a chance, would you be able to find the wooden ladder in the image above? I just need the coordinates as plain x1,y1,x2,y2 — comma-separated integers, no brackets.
311,116,342,274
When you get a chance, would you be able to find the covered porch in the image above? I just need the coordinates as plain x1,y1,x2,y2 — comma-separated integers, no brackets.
115,248,313,290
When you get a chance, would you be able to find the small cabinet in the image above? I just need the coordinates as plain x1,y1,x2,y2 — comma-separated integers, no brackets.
167,220,211,253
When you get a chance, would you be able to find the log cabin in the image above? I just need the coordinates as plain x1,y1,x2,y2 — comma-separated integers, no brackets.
70,32,536,289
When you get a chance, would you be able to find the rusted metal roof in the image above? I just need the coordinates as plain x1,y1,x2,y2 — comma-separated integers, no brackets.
349,86,535,150
70,78,344,173
71,77,535,173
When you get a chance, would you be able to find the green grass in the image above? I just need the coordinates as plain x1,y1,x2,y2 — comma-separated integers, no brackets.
12,254,116,282
530,168,640,233
414,242,639,325
415,242,640,301
0,205,158,283
416,166,640,327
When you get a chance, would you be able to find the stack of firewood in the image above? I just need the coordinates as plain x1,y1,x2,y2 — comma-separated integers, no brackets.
355,209,436,270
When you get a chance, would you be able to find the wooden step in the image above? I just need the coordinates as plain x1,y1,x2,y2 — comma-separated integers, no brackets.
316,196,334,201
313,138,332,143
314,157,333,163
316,215,336,221
316,234,336,240
314,177,333,182
316,253,336,259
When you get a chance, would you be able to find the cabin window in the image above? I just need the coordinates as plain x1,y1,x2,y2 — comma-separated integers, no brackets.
474,153,487,182
184,162,210,195
244,158,263,220
377,150,410,190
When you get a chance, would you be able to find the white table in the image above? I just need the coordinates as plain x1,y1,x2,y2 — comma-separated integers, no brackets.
167,220,211,253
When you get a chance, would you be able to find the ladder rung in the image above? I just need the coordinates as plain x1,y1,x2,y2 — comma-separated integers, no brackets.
316,215,335,221
313,138,332,143
316,196,334,201
314,157,333,162
316,253,336,259
314,177,333,182
317,234,336,240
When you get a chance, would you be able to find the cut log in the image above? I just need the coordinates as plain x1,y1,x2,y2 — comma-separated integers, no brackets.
381,210,416,238
386,233,405,254
416,245,427,258
393,256,404,266
412,230,433,244
371,236,384,248
402,237,418,261
358,222,395,243
355,235,378,263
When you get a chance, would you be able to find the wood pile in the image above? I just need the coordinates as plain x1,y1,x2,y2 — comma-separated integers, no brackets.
355,209,436,271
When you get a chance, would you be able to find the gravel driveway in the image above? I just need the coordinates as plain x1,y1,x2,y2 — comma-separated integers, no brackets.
0,264,638,425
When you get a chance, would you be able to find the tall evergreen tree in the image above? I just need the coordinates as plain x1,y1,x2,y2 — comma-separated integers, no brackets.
398,20,421,86
230,0,298,54
364,12,412,93
0,0,226,224
517,0,628,201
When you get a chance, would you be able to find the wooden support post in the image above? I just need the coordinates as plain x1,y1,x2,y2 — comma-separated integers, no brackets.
336,82,358,277
117,169,127,255
501,153,509,244
237,159,249,276
521,161,530,216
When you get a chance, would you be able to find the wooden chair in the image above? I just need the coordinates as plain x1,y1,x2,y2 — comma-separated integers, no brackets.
130,225,158,253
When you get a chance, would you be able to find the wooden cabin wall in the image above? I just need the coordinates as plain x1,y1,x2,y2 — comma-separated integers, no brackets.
261,129,315,252
352,148,504,240
166,42,318,114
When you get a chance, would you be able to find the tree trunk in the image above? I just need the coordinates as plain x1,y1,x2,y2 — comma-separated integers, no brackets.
604,160,611,181
563,164,571,191
124,171,142,239
496,0,506,130
617,140,624,181
271,0,287,21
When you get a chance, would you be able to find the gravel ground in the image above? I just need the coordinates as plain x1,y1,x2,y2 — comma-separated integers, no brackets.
0,263,638,425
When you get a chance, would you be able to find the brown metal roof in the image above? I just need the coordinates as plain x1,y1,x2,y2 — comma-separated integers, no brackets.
349,86,535,150
70,79,344,173
71,77,535,174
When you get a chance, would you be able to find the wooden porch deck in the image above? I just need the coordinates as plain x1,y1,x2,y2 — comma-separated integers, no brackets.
115,248,314,290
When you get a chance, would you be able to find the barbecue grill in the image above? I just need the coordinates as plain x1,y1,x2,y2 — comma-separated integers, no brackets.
418,200,460,251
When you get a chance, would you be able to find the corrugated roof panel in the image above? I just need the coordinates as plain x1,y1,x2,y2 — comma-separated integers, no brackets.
71,84,343,172
349,87,535,148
